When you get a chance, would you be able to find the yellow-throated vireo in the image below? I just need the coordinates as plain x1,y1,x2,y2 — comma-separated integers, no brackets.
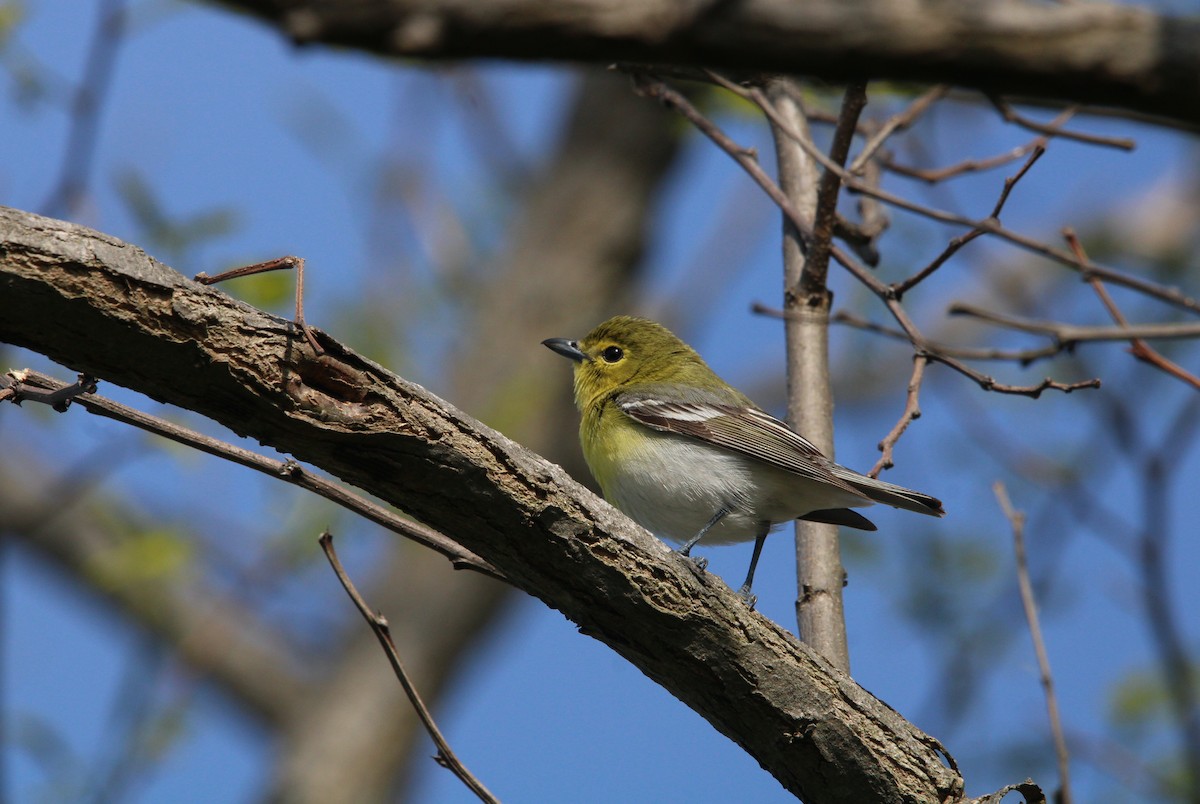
544,316,944,606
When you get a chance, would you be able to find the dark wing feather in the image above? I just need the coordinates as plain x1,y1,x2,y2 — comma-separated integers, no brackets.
616,393,867,499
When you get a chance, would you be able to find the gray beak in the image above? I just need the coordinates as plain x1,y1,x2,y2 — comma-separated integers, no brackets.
542,337,588,363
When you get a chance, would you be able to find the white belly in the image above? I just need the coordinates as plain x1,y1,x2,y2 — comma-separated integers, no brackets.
594,429,858,545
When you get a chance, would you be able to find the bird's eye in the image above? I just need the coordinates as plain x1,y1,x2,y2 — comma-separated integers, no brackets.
601,346,624,363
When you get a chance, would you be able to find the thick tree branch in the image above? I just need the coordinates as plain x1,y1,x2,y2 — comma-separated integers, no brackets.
0,206,971,803
217,0,1200,129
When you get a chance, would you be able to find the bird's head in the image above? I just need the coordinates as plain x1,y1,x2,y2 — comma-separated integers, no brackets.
543,316,715,411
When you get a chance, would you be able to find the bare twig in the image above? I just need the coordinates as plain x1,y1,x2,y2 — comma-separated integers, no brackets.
988,145,1045,217
654,70,1198,324
849,85,949,173
805,80,869,290
993,482,1073,804
869,356,927,477
892,145,1045,297
1,370,96,410
884,139,1044,184
196,255,323,354
988,95,1135,151
884,101,1127,185
755,293,1102,397
632,73,816,251
641,71,1104,401
894,228,989,297
319,532,500,804
923,354,1099,397
949,303,1200,345
1064,231,1200,390
2,369,502,579
711,78,1199,315
828,309,1064,364
877,294,1100,397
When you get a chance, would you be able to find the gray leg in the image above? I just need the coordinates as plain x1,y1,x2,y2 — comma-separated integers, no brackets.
735,522,770,609
676,506,730,571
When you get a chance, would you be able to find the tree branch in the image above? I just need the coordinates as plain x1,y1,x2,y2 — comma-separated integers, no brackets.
0,205,973,803
2,369,501,578
767,75,851,672
218,0,1200,129
319,532,499,804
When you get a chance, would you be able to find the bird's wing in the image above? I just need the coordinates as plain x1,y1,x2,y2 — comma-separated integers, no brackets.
616,391,865,497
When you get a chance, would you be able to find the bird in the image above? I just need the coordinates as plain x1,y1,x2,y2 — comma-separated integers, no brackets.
543,315,944,606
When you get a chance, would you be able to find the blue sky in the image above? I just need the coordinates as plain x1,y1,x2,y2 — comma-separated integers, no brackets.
3,1,1199,802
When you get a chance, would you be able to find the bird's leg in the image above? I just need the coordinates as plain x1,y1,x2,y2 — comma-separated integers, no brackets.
675,505,730,572
735,522,770,610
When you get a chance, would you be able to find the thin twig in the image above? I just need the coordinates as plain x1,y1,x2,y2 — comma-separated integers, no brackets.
757,290,1102,396
949,303,1200,344
828,309,1065,364
1064,230,1200,391
632,72,816,250
319,532,501,804
874,293,1101,397
849,85,949,173
884,139,1044,184
1,370,96,410
196,255,324,354
643,72,1103,398
988,144,1045,217
892,145,1045,297
714,79,1199,315
758,302,1095,397
993,481,1073,804
883,105,1109,186
805,80,869,289
893,228,988,298
988,95,1135,151
2,369,502,579
869,356,927,477
922,353,1099,397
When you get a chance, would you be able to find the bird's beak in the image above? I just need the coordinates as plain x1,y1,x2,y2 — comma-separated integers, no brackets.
542,337,588,363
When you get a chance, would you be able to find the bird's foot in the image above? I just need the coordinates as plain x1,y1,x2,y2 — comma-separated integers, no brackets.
674,548,708,573
736,585,758,610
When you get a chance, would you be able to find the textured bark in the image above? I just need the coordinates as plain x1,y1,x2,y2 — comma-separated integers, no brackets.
0,205,966,803
216,0,1200,129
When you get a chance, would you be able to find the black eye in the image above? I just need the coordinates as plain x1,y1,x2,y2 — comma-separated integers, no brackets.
601,346,624,363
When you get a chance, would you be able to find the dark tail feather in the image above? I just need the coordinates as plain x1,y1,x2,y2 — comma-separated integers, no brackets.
800,508,878,531
829,466,945,517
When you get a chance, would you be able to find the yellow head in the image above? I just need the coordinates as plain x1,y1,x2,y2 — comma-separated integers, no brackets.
543,316,726,411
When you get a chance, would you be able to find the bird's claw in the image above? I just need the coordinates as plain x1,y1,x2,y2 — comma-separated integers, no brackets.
736,586,758,610
674,549,708,574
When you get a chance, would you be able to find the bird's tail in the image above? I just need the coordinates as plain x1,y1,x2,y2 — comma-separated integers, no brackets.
828,466,945,517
